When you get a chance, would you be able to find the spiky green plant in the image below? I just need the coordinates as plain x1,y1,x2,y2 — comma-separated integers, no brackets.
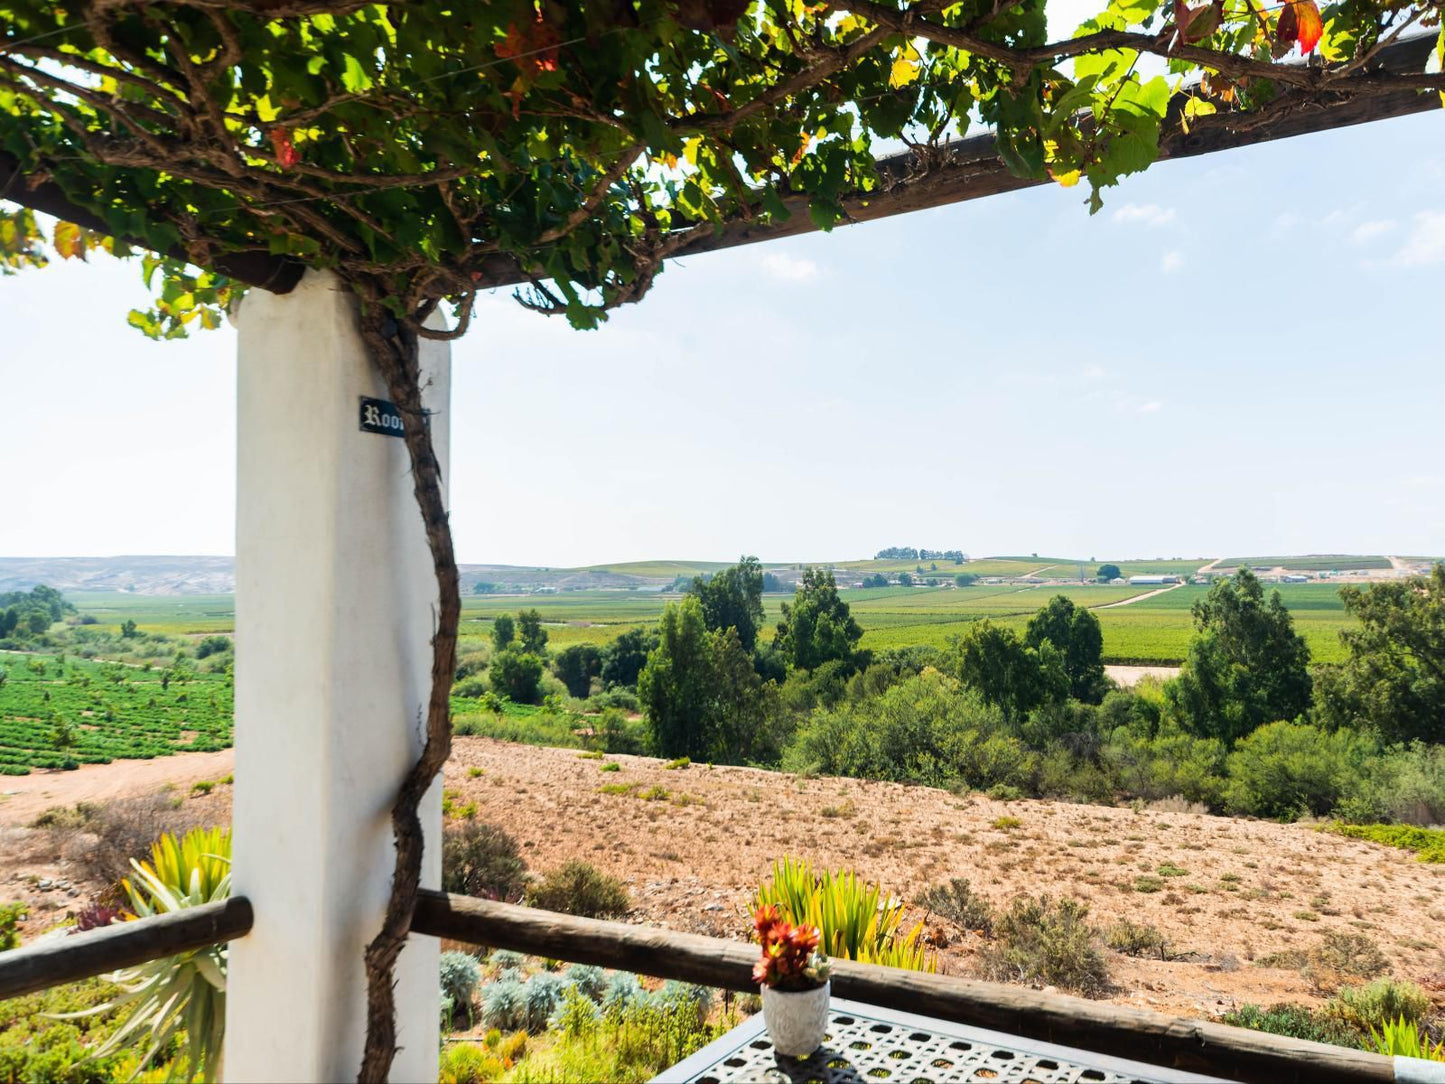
1371,1017,1445,1061
752,856,934,973
62,826,231,1081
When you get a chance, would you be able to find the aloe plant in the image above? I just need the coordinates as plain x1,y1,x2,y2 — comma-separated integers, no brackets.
753,856,934,973
1371,1017,1445,1061
62,827,231,1081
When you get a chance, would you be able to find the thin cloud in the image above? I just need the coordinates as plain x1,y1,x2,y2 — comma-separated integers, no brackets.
760,252,819,282
1350,219,1396,245
1393,211,1445,267
1112,203,1176,227
1137,400,1164,414
1160,251,1185,273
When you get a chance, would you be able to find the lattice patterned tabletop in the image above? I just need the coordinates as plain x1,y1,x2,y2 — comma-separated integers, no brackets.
652,998,1234,1084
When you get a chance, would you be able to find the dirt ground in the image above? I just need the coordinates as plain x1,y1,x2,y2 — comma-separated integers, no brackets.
5,739,1445,1023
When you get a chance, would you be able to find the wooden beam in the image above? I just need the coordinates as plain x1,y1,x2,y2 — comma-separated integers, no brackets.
626,33,1440,272
411,890,1396,1084
0,896,253,1002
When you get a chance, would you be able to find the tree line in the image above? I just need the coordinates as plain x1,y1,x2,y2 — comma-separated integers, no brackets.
459,559,1445,827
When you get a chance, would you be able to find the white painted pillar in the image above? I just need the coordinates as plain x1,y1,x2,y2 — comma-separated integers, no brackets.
226,270,448,1083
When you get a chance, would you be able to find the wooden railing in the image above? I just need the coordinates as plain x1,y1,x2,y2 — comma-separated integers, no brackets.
0,890,1417,1084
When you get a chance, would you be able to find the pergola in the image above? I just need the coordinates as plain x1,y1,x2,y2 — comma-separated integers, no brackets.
0,2,1442,1082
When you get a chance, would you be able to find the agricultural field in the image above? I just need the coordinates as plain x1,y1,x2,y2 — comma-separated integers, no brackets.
0,650,232,773
65,591,236,636
1218,555,1392,571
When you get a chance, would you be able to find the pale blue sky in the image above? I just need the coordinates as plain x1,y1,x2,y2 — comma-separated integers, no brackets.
3,109,1442,567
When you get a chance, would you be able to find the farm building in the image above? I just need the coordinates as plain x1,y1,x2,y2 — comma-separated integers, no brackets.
1128,575,1180,586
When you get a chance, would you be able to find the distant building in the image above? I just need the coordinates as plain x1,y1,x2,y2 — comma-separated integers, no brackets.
1281,574,1310,583
1128,575,1179,586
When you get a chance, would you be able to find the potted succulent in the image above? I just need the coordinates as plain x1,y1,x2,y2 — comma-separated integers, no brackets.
752,904,833,1057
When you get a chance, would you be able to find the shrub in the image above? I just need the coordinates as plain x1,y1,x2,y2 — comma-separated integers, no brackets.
1305,932,1390,992
522,972,569,1031
441,821,528,903
550,985,602,1037
1105,920,1169,959
480,978,526,1030
564,964,608,1002
438,1042,507,1084
528,861,629,918
0,901,25,950
602,971,644,1013
439,951,483,1018
51,795,208,892
1326,980,1432,1033
1222,1003,1363,1048
978,896,1109,996
1223,722,1378,819
1322,822,1445,863
488,948,525,971
915,878,994,935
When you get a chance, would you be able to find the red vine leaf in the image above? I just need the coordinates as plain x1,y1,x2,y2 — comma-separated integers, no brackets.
497,14,560,79
269,127,300,168
1277,0,1324,54
1173,0,1223,44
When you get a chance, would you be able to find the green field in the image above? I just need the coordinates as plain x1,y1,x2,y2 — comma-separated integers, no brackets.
48,579,1361,672
0,650,232,773
1218,555,1392,571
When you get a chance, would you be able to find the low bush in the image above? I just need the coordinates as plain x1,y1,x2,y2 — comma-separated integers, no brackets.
441,821,528,903
1223,722,1378,820
51,795,208,893
1221,1003,1363,1048
481,978,526,1031
1306,932,1391,991
439,951,483,1025
528,861,629,919
1322,822,1445,863
978,896,1109,996
915,878,994,935
1326,980,1432,1034
522,972,569,1032
1105,920,1170,959
0,978,136,1083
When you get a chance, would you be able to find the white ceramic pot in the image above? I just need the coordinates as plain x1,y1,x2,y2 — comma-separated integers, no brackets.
760,980,830,1057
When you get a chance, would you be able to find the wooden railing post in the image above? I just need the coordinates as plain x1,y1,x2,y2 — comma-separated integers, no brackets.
226,271,450,1082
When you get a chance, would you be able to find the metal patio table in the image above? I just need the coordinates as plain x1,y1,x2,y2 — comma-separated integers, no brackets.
652,997,1235,1084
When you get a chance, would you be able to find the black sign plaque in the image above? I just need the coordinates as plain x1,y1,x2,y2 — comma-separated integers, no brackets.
359,396,405,437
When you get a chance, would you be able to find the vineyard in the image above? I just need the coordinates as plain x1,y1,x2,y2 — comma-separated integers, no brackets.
0,651,232,774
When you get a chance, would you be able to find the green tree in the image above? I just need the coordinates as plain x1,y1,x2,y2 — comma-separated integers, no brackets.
553,644,602,700
28,611,50,635
1314,564,1445,744
489,647,544,706
638,597,715,759
950,620,1068,722
688,556,765,652
773,569,863,673
490,614,515,652
897,571,913,587
600,627,658,690
516,609,548,655
120,619,138,639
1166,569,1312,745
1025,595,1107,703
954,573,978,587
1097,564,1122,582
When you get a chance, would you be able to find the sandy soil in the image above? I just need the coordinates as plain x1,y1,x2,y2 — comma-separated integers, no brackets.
1105,665,1181,687
6,740,1445,1022
0,749,234,828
